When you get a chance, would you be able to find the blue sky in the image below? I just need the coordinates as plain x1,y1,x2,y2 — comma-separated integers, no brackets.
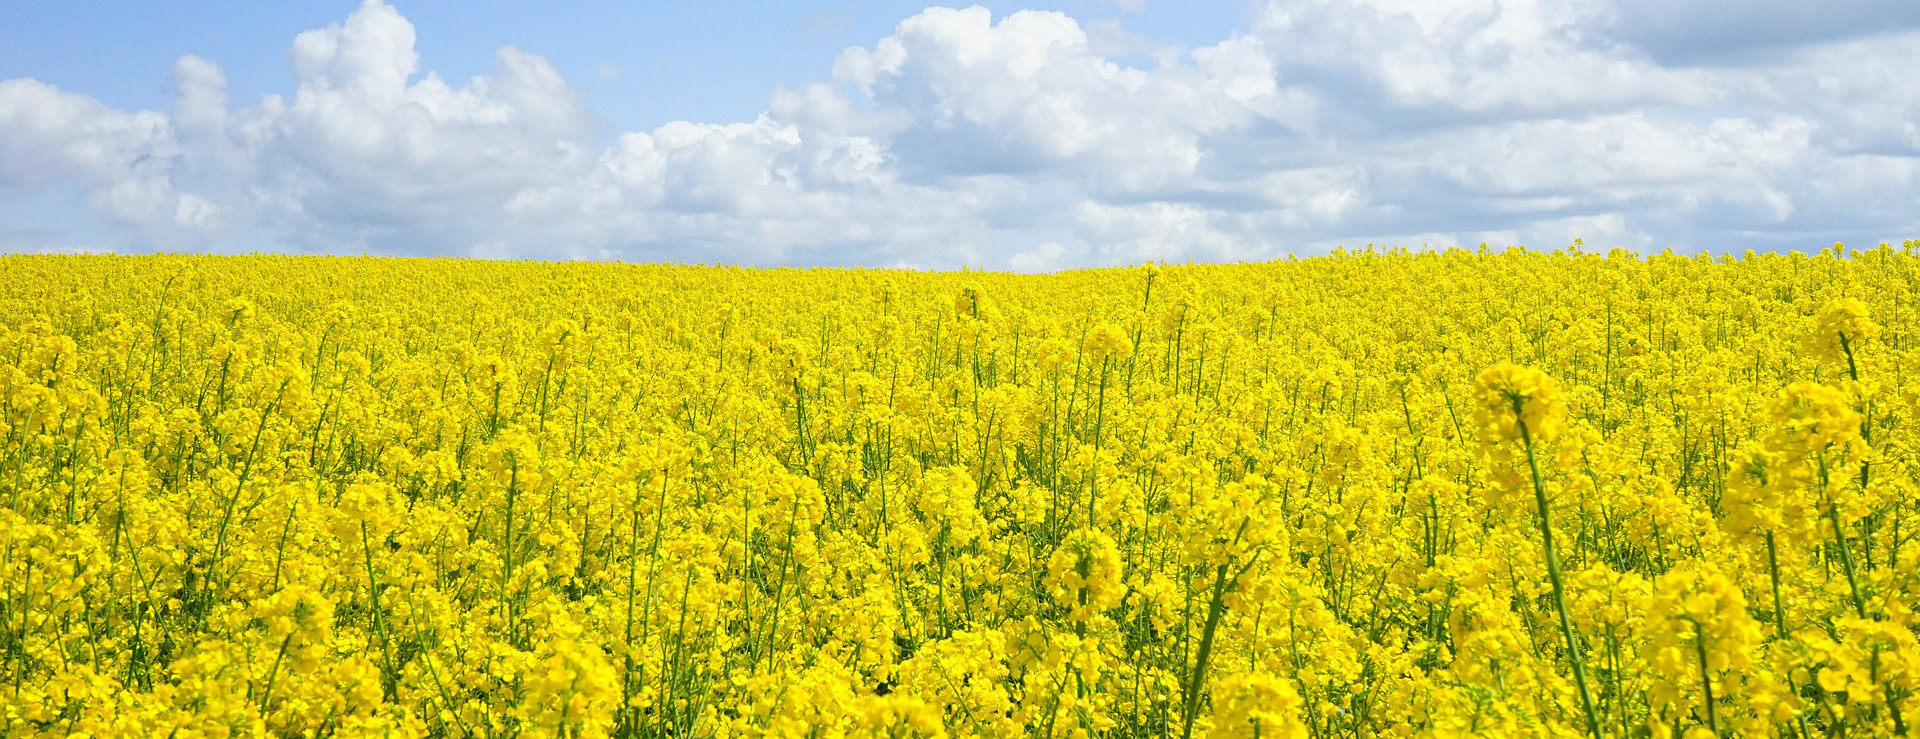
2,0,1917,268
2,1,1248,133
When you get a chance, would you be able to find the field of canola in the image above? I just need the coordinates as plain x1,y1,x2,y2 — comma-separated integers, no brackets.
3,245,1920,738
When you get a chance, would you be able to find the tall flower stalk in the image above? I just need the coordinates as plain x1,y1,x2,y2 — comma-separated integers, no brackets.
1475,363,1601,737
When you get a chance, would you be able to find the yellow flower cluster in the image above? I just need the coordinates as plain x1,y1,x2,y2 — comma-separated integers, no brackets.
1472,363,1567,446
1813,297,1879,365
2,242,1919,737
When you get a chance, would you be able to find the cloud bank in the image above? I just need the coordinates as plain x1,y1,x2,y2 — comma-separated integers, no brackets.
2,0,1917,268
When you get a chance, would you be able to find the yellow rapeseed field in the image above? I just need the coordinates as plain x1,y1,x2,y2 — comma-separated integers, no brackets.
3,244,1919,738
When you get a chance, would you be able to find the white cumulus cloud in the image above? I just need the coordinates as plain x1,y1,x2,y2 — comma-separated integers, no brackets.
1,0,1917,265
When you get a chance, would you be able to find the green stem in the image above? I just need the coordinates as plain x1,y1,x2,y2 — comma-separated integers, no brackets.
1514,399,1602,738
361,521,399,700
1090,356,1110,529
1765,531,1787,635
1819,456,1868,620
1690,616,1720,736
